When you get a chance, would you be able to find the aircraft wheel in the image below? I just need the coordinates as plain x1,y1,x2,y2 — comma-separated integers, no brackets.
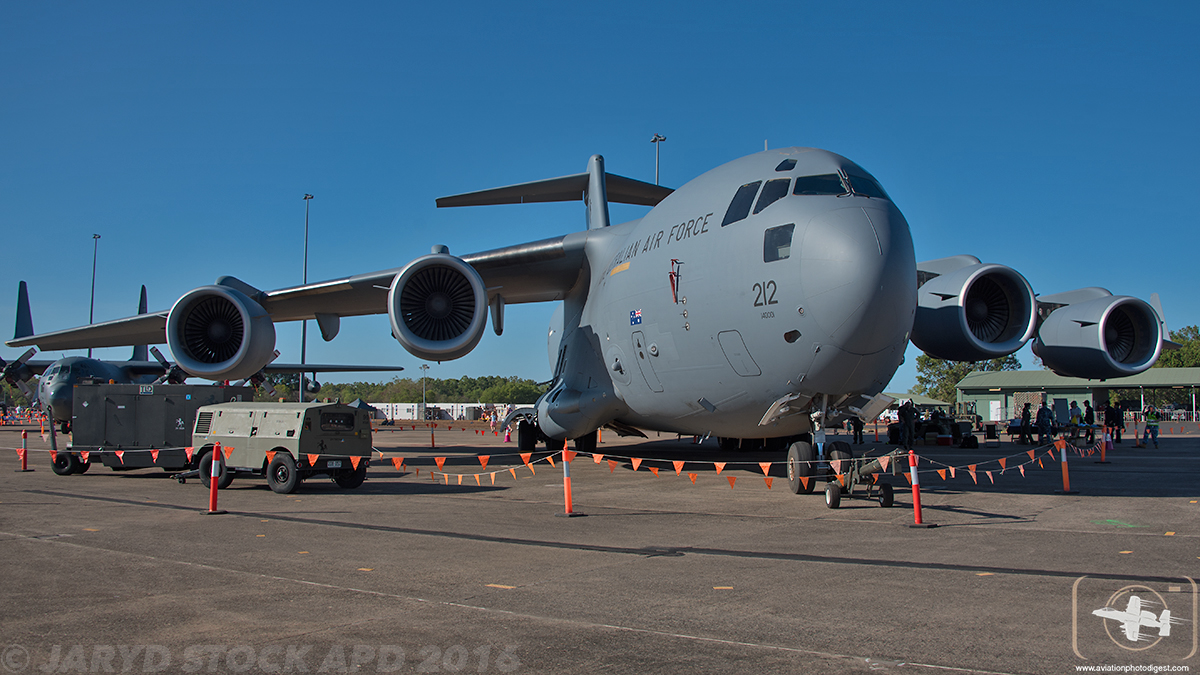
267,452,300,494
717,437,739,452
824,481,842,509
573,431,597,456
52,452,79,476
199,450,234,489
333,459,367,490
60,421,71,435
517,419,537,454
878,482,894,508
786,441,816,494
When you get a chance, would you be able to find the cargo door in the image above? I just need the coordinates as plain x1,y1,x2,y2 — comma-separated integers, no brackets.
631,331,664,393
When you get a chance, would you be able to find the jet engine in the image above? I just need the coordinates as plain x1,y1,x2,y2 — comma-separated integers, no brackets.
1034,295,1162,379
388,253,488,361
912,261,1037,361
165,285,277,381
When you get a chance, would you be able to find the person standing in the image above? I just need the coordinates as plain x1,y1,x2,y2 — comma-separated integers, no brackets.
1142,404,1160,448
1106,401,1123,443
851,416,864,445
1035,402,1052,445
1083,400,1095,444
1068,401,1082,439
899,401,915,450
1020,403,1033,445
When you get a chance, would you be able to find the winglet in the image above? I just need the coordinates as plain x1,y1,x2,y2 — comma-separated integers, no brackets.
131,285,149,362
1150,293,1181,351
14,281,34,340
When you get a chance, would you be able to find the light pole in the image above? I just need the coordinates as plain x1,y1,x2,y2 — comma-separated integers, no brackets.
300,194,313,402
419,364,429,420
651,133,666,185
88,234,100,358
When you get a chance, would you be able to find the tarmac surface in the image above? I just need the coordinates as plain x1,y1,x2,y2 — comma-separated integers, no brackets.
0,424,1196,674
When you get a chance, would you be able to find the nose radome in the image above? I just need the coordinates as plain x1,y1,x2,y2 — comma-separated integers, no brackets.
800,205,915,355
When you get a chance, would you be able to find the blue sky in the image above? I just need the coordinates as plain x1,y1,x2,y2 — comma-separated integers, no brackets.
3,1,1197,392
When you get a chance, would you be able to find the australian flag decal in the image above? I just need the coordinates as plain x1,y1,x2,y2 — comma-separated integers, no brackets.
630,309,642,326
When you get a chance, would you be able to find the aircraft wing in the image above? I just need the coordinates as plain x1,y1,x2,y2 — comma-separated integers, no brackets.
7,312,167,351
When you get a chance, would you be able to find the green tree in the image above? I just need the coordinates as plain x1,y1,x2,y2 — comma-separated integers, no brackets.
1154,325,1200,369
912,354,1021,404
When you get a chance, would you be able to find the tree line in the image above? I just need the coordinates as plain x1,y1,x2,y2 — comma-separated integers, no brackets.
259,373,548,404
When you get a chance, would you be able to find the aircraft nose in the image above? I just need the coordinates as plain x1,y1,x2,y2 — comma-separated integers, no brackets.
47,385,72,422
799,204,916,355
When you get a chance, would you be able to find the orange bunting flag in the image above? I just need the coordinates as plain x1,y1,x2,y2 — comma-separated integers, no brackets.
1047,449,1057,460
673,460,684,476
607,459,618,473
998,457,1007,471
968,463,977,474
688,472,698,484
478,455,490,469
474,474,480,486
592,453,603,463
727,476,737,489
520,453,532,466
986,471,994,484
490,473,496,485
649,466,659,476
563,450,576,463
949,466,956,478
434,457,447,470
443,474,449,484
878,455,890,473
528,463,536,475
80,450,89,463
185,447,194,462
378,451,384,460
763,476,773,490
114,450,124,464
414,468,420,477
547,455,555,468
150,449,160,463
714,462,726,475
509,468,517,479
391,457,404,470
48,449,57,462
631,458,643,471
968,469,978,484
1019,465,1025,477
937,469,946,480
1038,458,1044,469
800,476,810,491
1054,438,1066,451
903,472,912,485
265,450,276,464
837,473,846,487
350,456,361,469
223,446,233,460
832,459,844,475
758,462,772,477
307,454,319,467
456,474,462,485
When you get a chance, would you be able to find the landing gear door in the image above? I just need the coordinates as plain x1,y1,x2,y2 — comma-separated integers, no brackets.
631,331,664,393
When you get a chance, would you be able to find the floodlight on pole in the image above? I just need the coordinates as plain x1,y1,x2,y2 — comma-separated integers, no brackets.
300,194,313,402
651,133,666,186
88,234,100,358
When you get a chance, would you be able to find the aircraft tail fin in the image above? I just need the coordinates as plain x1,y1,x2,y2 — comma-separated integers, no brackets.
14,281,34,340
130,285,149,362
1158,610,1172,637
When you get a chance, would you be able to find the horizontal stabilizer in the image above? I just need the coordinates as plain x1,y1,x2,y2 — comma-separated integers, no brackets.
437,172,673,208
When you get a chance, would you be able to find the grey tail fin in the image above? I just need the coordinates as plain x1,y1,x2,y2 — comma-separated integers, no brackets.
131,285,149,362
14,281,34,340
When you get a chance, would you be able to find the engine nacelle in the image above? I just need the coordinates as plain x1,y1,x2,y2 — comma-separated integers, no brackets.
166,285,277,381
1034,296,1162,379
912,263,1037,361
388,254,488,361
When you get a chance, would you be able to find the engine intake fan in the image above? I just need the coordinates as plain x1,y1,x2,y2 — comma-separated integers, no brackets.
388,254,488,361
165,285,277,381
1034,295,1162,379
912,259,1037,361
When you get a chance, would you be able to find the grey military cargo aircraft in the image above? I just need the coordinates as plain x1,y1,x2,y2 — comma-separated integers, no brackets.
2,281,404,432
7,147,1166,493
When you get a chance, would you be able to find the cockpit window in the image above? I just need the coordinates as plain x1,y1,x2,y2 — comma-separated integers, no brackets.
45,365,59,379
792,174,847,196
774,159,796,172
763,224,795,262
846,172,890,200
753,179,790,214
721,181,761,227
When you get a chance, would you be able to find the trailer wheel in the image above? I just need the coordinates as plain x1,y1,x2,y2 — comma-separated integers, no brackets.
824,482,842,509
51,452,79,476
333,459,367,489
878,482,894,508
267,452,300,494
199,450,234,489
786,441,816,494
76,460,90,475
